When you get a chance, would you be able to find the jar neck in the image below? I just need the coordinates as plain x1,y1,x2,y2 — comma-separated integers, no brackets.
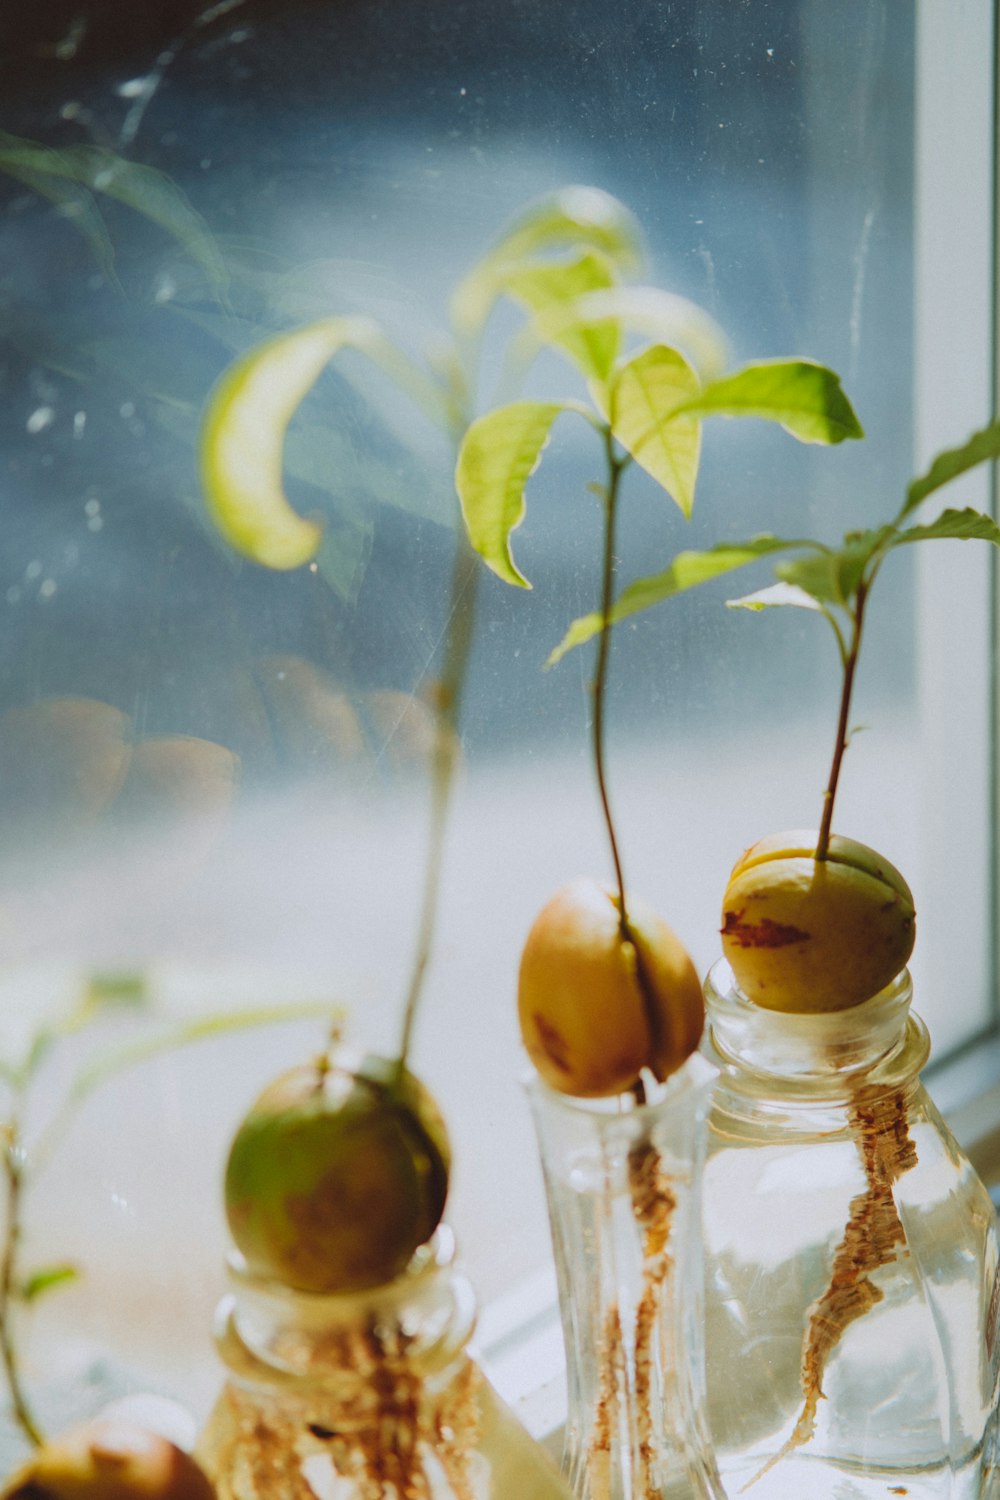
215,1226,477,1391
703,959,929,1090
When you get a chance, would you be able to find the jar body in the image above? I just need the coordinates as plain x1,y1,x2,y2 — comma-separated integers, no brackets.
698,961,1000,1500
196,1230,575,1500
526,1056,723,1500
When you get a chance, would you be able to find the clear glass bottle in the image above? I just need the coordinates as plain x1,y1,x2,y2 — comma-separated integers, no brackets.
698,959,1000,1500
526,1056,723,1500
195,1226,575,1500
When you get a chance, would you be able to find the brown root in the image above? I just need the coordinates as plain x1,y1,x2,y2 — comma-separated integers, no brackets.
202,1318,482,1499
745,1088,917,1489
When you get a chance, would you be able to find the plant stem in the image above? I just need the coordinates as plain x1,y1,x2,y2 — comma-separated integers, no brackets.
0,1122,44,1449
592,430,665,1064
816,579,869,861
593,430,630,924
396,539,480,1076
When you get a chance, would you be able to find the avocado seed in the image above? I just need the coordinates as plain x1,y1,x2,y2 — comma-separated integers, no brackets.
0,1419,215,1500
224,1054,450,1294
518,878,705,1098
721,830,915,1012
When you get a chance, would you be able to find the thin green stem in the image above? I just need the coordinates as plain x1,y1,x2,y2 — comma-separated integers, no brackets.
816,579,869,862
0,1122,44,1449
591,428,665,1064
592,429,630,921
396,539,480,1077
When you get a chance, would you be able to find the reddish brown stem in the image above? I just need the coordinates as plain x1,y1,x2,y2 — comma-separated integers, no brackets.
816,580,869,862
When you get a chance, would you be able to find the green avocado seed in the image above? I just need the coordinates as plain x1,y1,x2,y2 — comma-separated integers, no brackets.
721,830,916,1012
224,1054,450,1294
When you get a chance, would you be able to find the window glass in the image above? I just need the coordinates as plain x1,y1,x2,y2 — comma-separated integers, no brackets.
0,0,989,1425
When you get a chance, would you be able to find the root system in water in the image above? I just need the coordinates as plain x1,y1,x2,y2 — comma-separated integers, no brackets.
205,1320,483,1499
585,1135,678,1500
747,1088,917,1489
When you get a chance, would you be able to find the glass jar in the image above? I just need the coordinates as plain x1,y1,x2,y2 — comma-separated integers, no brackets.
698,959,1000,1500
196,1226,574,1499
526,1057,723,1500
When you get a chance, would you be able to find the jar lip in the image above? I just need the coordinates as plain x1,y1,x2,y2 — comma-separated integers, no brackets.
704,956,912,1028
702,958,922,1087
226,1223,456,1308
520,1051,714,1121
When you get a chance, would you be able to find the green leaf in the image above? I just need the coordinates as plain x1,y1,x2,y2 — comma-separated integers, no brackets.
0,134,117,283
19,1264,80,1304
505,251,620,382
893,506,1000,546
455,401,572,587
547,534,807,662
316,511,375,606
450,185,643,336
678,359,864,444
0,133,230,300
728,581,825,612
200,315,382,569
903,423,1000,518
608,344,702,515
62,146,229,299
772,551,842,604
530,285,728,382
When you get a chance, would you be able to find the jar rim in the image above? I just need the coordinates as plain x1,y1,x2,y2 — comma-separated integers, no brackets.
702,958,927,1088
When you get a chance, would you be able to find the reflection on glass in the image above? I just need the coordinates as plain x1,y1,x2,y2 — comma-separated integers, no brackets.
0,0,927,1443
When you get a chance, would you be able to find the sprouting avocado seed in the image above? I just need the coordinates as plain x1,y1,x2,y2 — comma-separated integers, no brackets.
0,1418,215,1500
518,878,705,1098
224,1055,450,1294
721,830,916,1012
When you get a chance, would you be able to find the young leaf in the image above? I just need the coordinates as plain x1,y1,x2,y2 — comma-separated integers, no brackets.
200,315,380,569
455,400,575,587
0,134,117,283
61,146,229,299
505,251,620,382
546,534,809,662
531,285,728,382
772,551,842,604
450,185,643,336
18,1265,80,1304
608,344,702,515
892,506,1000,546
833,526,896,597
902,420,1000,519
678,359,864,445
728,580,825,612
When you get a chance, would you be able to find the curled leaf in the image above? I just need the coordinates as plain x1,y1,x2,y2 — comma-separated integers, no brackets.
199,315,380,569
455,401,575,587
450,185,643,336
